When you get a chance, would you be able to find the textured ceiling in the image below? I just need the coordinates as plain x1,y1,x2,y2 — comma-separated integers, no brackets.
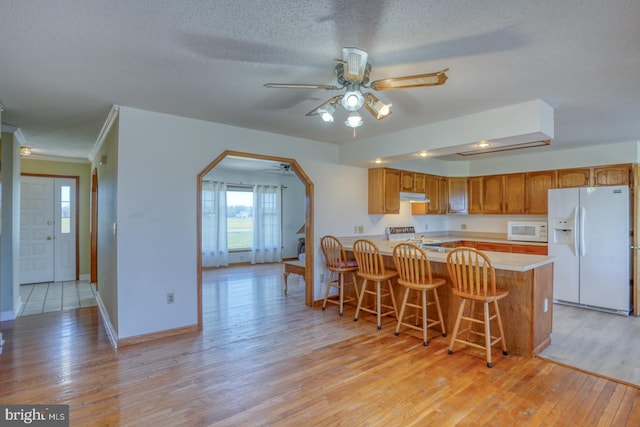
1,1,640,164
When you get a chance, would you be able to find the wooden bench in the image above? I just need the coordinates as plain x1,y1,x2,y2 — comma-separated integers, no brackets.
283,260,305,294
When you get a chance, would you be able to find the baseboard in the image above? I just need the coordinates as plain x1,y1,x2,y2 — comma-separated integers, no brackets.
117,324,199,348
0,310,15,321
0,296,22,321
79,273,90,281
95,293,119,349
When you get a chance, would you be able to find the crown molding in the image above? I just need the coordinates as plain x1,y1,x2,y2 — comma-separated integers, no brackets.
89,105,119,163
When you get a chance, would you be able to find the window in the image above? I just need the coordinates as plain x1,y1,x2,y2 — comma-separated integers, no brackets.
60,185,71,234
227,188,253,250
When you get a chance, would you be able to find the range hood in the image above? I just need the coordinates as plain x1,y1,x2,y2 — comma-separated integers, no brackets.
399,192,429,202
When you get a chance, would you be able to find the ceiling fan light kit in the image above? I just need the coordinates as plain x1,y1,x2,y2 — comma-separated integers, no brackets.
364,93,392,120
265,47,448,131
318,103,336,122
345,111,363,128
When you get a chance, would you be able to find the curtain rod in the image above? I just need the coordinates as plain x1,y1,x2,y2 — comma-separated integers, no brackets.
203,180,287,189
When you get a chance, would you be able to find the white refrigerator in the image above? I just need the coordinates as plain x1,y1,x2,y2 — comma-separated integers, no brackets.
548,185,631,315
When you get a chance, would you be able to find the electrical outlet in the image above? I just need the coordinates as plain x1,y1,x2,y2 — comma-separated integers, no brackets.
319,273,325,282
424,224,428,231
167,292,175,304
357,225,364,234
461,224,467,230
353,226,358,234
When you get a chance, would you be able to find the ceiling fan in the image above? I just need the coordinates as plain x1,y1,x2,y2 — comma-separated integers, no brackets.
264,47,449,131
255,163,294,176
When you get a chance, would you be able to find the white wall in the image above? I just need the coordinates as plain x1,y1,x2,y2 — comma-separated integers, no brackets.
115,106,346,338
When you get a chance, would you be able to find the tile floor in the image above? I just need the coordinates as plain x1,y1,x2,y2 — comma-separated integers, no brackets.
18,281,97,316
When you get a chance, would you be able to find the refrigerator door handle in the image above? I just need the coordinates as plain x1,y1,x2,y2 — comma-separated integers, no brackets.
573,206,579,256
580,206,586,257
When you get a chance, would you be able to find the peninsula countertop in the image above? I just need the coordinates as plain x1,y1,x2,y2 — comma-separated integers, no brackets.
339,237,555,272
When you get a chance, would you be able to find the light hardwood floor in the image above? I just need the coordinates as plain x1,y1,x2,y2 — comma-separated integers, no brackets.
1,263,640,426
539,303,640,387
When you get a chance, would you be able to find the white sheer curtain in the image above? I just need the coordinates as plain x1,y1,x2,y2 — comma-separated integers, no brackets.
201,181,228,267
251,184,282,264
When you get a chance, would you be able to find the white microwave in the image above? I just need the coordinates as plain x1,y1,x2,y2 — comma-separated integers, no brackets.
507,221,548,243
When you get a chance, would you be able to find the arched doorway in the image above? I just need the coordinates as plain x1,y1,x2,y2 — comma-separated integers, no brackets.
196,150,314,329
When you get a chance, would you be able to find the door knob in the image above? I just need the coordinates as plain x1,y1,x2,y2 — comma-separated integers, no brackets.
47,236,52,240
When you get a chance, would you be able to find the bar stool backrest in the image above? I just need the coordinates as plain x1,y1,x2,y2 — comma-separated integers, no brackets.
392,242,435,285
446,247,497,298
352,239,387,279
320,235,350,270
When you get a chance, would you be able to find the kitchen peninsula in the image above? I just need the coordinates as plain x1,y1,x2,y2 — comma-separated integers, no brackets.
339,236,556,357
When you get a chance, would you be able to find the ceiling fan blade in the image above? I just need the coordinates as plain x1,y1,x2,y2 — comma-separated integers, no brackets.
370,68,449,91
264,83,340,90
305,96,342,116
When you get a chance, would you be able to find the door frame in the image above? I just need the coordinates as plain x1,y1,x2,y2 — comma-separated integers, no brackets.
197,150,314,330
91,169,98,285
21,173,80,281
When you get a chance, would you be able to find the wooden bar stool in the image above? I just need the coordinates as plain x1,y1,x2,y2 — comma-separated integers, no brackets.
352,239,398,330
392,242,447,346
320,235,359,316
446,247,509,367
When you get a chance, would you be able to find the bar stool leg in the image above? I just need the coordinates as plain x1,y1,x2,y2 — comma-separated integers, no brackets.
338,272,345,316
322,271,333,311
376,281,382,330
448,299,466,355
394,287,411,337
494,300,508,356
484,302,492,368
432,289,447,337
422,289,428,346
354,279,368,322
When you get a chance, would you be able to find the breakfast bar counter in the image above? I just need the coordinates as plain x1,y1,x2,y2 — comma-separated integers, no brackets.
340,238,556,357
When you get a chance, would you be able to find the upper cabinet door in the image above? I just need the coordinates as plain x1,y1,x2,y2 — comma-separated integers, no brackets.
447,178,468,214
593,164,631,186
368,168,401,214
526,170,557,214
557,168,591,188
504,173,526,214
468,176,484,214
414,173,426,193
400,171,415,192
482,175,504,214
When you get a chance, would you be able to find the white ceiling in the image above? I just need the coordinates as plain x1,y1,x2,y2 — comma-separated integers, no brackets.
1,1,640,163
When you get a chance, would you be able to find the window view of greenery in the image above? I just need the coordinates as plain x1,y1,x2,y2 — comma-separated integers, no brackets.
227,190,253,250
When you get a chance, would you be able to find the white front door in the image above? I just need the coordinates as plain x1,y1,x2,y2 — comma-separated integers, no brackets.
20,176,77,284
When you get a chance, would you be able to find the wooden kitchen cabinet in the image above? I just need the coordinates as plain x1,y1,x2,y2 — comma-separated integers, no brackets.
468,177,484,214
557,168,591,188
526,170,556,214
400,171,426,193
447,178,468,214
439,176,448,214
414,175,448,215
401,171,415,192
475,242,511,253
592,164,631,186
368,168,401,214
482,175,503,214
414,174,447,214
511,244,548,255
414,173,426,193
504,173,526,214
